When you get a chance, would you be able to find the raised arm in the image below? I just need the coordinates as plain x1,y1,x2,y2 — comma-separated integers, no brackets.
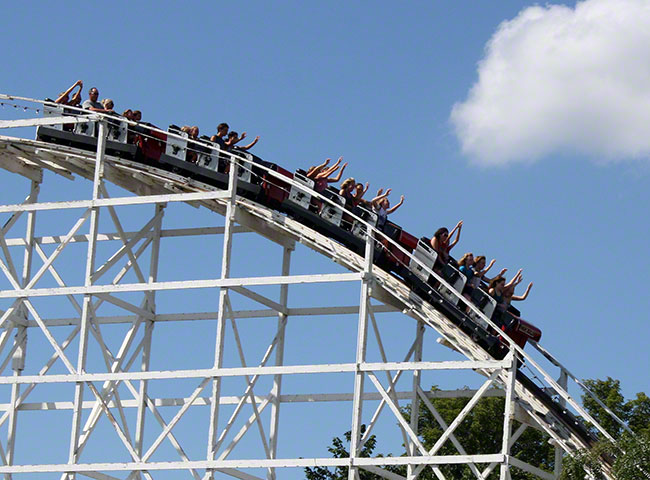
225,132,247,147
315,158,331,171
448,220,463,250
69,89,82,105
87,106,114,113
370,188,391,205
237,135,260,151
481,259,496,276
512,282,533,301
307,160,327,178
232,131,247,146
55,80,83,104
505,269,523,288
387,195,404,214
320,156,342,177
484,268,507,283
70,81,83,105
86,104,114,114
328,162,347,183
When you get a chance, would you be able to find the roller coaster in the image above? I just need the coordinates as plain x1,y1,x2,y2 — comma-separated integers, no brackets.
0,94,636,480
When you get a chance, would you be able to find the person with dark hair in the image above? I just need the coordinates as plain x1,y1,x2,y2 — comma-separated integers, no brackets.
122,109,134,120
498,271,534,328
475,255,508,284
490,269,525,313
354,183,370,207
430,220,462,268
227,131,260,152
488,276,506,306
82,87,115,114
55,80,83,106
132,110,142,122
210,123,229,149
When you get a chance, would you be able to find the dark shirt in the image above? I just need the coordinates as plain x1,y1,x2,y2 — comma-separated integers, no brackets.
212,135,226,150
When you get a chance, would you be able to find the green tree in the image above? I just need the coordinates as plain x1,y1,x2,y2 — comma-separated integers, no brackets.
304,425,402,480
582,377,628,438
409,390,554,479
307,391,555,480
627,392,650,438
560,377,650,480
309,379,650,480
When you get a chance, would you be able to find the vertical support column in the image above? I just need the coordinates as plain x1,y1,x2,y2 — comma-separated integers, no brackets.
267,246,292,480
554,369,568,479
67,120,106,479
348,231,374,480
500,348,517,480
207,157,238,478
6,181,38,477
134,203,165,478
406,320,425,480
5,327,25,480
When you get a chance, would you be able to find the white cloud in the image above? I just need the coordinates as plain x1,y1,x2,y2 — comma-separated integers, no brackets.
450,0,650,166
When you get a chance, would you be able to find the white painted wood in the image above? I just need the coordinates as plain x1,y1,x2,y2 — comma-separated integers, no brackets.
0,360,514,385
407,321,425,480
68,121,106,479
500,350,517,480
268,247,291,480
0,388,505,412
0,453,508,473
0,115,96,129
0,272,363,298
207,161,238,478
0,189,230,214
0,155,42,182
348,232,374,480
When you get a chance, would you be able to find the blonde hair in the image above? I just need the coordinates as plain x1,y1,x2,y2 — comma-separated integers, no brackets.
458,252,473,267
340,177,355,190
101,98,114,109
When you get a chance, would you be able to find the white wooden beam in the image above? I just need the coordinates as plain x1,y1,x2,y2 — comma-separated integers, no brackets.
0,116,96,129
0,272,362,298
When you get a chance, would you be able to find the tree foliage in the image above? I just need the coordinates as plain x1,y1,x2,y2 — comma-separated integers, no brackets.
560,377,650,480
307,378,650,480
304,425,401,480
409,391,553,479
306,391,554,480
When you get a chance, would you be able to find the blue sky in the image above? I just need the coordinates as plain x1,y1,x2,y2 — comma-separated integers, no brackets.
1,0,649,474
